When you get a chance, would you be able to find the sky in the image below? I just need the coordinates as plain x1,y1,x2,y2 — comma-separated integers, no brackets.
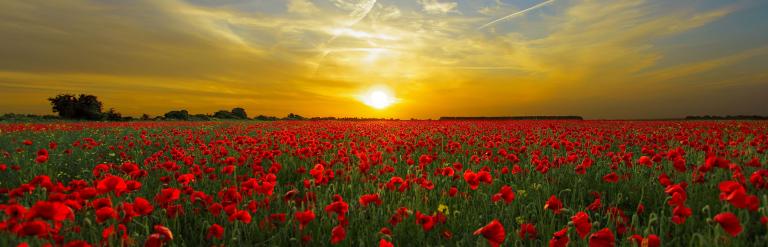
1,0,767,119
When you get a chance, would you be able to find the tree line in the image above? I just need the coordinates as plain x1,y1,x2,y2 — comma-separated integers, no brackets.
3,94,765,122
439,116,584,120
0,93,306,121
684,115,768,120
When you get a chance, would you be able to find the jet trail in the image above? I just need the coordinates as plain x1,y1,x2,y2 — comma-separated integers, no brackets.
313,0,377,75
478,0,556,29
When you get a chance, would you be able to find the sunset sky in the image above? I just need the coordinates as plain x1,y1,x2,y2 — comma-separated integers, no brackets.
1,0,767,119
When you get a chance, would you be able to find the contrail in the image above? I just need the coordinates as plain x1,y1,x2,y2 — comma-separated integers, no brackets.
313,0,377,75
347,0,377,27
478,0,556,29
326,0,377,44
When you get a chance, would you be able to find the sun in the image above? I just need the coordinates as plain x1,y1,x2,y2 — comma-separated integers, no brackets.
361,87,396,109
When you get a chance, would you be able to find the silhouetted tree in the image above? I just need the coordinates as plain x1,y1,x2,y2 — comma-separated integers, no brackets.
48,94,103,120
103,108,122,121
141,114,151,121
191,114,211,121
164,110,189,120
76,94,103,120
213,110,236,119
231,108,248,119
255,115,278,121
48,94,78,118
284,113,304,120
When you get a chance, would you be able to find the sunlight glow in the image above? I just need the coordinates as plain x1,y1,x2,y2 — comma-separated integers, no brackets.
361,87,396,109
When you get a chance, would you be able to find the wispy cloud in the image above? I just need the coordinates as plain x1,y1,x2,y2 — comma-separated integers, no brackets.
287,0,319,14
417,0,459,15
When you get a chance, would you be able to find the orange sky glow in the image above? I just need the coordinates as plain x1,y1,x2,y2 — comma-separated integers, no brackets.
1,0,767,119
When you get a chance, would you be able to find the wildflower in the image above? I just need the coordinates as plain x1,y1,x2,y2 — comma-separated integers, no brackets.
714,212,742,237
474,219,505,247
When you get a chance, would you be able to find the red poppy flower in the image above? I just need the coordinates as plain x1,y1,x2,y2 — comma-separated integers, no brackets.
636,203,645,215
154,225,173,240
448,186,458,197
602,172,618,183
673,157,687,172
385,176,404,191
671,205,692,225
571,211,591,239
477,170,493,184
14,220,49,237
96,175,127,196
145,233,164,247
379,239,394,247
154,188,181,205
415,211,435,231
95,206,118,223
35,155,49,164
176,174,194,186
145,225,173,247
295,209,315,230
586,197,602,211
544,195,563,214
588,228,615,247
222,165,235,174
208,203,223,216
359,194,382,207
4,204,27,219
25,201,73,222
207,224,224,240
464,170,480,190
325,201,349,222
491,185,515,204
474,219,505,247
719,181,747,204
92,197,113,210
714,212,742,237
664,183,687,206
330,225,346,244
228,210,252,224
132,197,154,216
64,240,92,247
549,228,569,247
630,234,660,247
518,223,537,240
638,156,652,167
750,170,768,189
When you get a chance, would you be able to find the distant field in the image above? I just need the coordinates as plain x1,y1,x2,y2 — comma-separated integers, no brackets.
1,120,767,246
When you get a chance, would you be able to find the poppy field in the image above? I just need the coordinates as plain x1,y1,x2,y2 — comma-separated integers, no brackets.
1,120,767,247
